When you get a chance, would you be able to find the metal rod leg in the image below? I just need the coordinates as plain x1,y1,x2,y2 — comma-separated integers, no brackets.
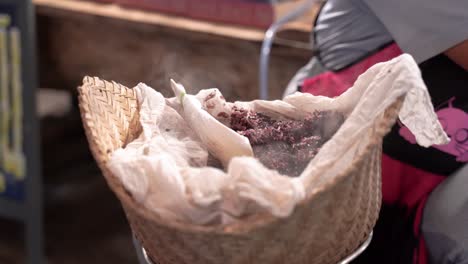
26,217,44,264
133,234,154,264
259,0,318,100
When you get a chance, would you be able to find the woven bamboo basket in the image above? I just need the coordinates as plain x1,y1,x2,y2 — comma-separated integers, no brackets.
78,76,404,264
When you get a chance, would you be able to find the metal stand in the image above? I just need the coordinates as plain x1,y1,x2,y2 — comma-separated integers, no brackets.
259,0,319,100
133,235,154,264
133,231,373,264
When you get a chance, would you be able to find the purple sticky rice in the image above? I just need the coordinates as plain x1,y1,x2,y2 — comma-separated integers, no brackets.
230,107,344,177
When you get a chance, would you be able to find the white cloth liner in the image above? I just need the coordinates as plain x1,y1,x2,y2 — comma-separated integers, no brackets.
108,54,449,226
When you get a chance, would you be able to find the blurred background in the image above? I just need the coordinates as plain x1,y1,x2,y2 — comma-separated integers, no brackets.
0,0,319,263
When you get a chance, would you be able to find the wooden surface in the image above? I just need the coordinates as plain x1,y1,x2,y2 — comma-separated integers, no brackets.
274,0,320,32
36,1,312,101
34,0,317,44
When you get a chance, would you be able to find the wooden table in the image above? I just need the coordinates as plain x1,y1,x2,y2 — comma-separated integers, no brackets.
35,0,316,100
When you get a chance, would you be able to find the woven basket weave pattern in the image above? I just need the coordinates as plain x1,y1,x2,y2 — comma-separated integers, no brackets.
78,77,402,264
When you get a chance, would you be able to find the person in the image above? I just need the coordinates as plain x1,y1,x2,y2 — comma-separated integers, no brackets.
283,1,468,263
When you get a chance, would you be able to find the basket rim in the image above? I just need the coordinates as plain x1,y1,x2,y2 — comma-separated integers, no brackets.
78,76,403,236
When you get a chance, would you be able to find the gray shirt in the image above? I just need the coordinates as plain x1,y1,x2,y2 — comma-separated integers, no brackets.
314,0,468,70
422,165,468,264
314,0,393,70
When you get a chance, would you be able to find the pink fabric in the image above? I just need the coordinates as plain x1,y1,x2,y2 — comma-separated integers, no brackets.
382,155,444,264
301,43,442,264
301,44,403,97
